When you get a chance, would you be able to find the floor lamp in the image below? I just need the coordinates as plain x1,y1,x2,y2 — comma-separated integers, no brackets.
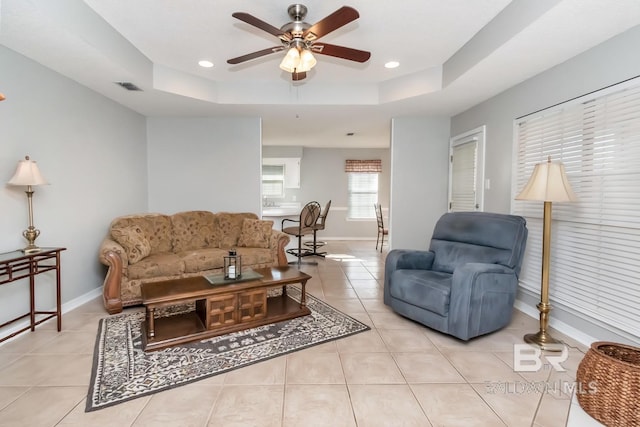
516,156,576,350
8,155,49,254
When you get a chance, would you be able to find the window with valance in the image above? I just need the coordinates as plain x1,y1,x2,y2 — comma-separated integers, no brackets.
345,159,381,219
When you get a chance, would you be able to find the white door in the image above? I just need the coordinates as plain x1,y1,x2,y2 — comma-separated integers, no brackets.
448,126,485,212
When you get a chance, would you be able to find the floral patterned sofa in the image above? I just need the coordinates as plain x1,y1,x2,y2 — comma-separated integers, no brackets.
99,211,290,314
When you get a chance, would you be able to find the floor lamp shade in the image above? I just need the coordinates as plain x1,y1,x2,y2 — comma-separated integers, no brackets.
516,158,576,202
516,157,576,350
7,156,49,253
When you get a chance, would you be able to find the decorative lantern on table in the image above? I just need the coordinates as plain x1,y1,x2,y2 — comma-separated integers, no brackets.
224,249,242,280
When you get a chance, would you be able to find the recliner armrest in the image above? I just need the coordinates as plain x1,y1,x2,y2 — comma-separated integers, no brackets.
385,249,435,272
384,249,435,303
448,262,518,340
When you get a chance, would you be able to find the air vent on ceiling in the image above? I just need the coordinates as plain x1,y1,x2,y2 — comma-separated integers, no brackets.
115,82,142,91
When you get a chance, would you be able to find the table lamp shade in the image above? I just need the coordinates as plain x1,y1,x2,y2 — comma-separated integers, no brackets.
516,158,576,202
7,156,48,186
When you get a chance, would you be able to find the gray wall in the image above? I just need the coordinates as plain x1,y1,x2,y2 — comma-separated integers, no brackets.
262,146,391,239
452,24,640,213
147,117,262,214
0,46,148,322
390,117,451,250
451,25,640,344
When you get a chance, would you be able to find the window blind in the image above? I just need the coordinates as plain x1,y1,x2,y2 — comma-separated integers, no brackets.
513,80,640,340
262,164,285,198
348,173,378,219
450,140,477,212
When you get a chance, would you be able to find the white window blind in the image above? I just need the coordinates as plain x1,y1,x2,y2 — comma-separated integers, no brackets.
262,164,285,198
450,140,477,212
348,173,378,219
513,80,640,340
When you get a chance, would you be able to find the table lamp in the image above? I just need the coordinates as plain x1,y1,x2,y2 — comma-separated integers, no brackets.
8,155,49,253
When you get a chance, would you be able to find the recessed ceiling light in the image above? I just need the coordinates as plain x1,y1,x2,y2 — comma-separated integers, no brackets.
385,61,400,69
198,60,214,68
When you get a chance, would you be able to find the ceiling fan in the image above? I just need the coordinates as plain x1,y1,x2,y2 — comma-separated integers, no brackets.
227,4,371,81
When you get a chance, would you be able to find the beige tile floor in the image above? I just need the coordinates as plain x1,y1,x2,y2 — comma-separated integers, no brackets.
0,241,591,427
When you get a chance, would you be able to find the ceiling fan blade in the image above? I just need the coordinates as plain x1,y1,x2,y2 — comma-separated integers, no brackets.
227,46,284,64
303,6,360,41
232,12,291,41
311,43,371,63
292,71,307,81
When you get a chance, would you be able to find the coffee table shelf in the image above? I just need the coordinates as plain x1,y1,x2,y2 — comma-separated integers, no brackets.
141,267,311,351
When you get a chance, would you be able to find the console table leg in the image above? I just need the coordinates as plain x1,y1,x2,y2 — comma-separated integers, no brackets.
29,261,36,331
56,252,62,331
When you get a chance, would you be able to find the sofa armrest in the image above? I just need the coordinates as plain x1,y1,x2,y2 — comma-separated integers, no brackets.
448,262,518,340
99,238,127,314
270,229,291,267
99,238,128,269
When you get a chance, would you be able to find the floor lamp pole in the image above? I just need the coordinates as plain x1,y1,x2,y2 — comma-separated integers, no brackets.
524,200,563,350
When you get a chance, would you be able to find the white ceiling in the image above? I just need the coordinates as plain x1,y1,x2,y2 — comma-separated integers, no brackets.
2,0,640,148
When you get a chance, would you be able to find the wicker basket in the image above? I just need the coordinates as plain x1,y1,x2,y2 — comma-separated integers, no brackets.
576,341,640,427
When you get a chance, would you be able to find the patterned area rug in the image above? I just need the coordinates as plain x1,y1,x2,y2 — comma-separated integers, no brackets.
86,286,369,412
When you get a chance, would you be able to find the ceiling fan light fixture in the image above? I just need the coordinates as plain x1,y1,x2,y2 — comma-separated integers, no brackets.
297,48,316,73
279,47,300,73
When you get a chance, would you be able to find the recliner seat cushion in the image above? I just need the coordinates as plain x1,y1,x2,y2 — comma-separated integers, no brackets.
389,269,452,316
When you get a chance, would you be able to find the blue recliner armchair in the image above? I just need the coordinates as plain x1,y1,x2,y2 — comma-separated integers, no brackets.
384,212,528,341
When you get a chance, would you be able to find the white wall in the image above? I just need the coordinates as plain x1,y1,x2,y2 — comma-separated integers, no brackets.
390,117,451,250
146,117,262,214
451,25,640,344
0,46,147,322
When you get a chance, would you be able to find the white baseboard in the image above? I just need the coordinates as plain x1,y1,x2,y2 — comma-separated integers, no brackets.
0,286,102,347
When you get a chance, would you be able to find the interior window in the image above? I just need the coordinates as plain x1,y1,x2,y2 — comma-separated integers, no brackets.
348,172,378,219
262,164,285,198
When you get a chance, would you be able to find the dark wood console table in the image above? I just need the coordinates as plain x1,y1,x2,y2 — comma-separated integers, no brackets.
0,247,66,344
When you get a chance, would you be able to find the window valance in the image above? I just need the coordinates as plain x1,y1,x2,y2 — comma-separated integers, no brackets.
345,159,382,173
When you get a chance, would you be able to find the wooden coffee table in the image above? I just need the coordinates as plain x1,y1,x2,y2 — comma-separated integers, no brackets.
140,266,311,351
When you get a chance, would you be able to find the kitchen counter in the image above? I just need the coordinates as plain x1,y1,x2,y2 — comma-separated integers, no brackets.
262,207,300,216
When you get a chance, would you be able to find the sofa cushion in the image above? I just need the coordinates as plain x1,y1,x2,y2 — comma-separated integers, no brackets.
110,214,173,255
171,211,220,252
178,248,227,273
235,247,274,267
389,269,452,316
237,219,273,249
127,253,186,280
110,225,152,264
217,212,259,248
